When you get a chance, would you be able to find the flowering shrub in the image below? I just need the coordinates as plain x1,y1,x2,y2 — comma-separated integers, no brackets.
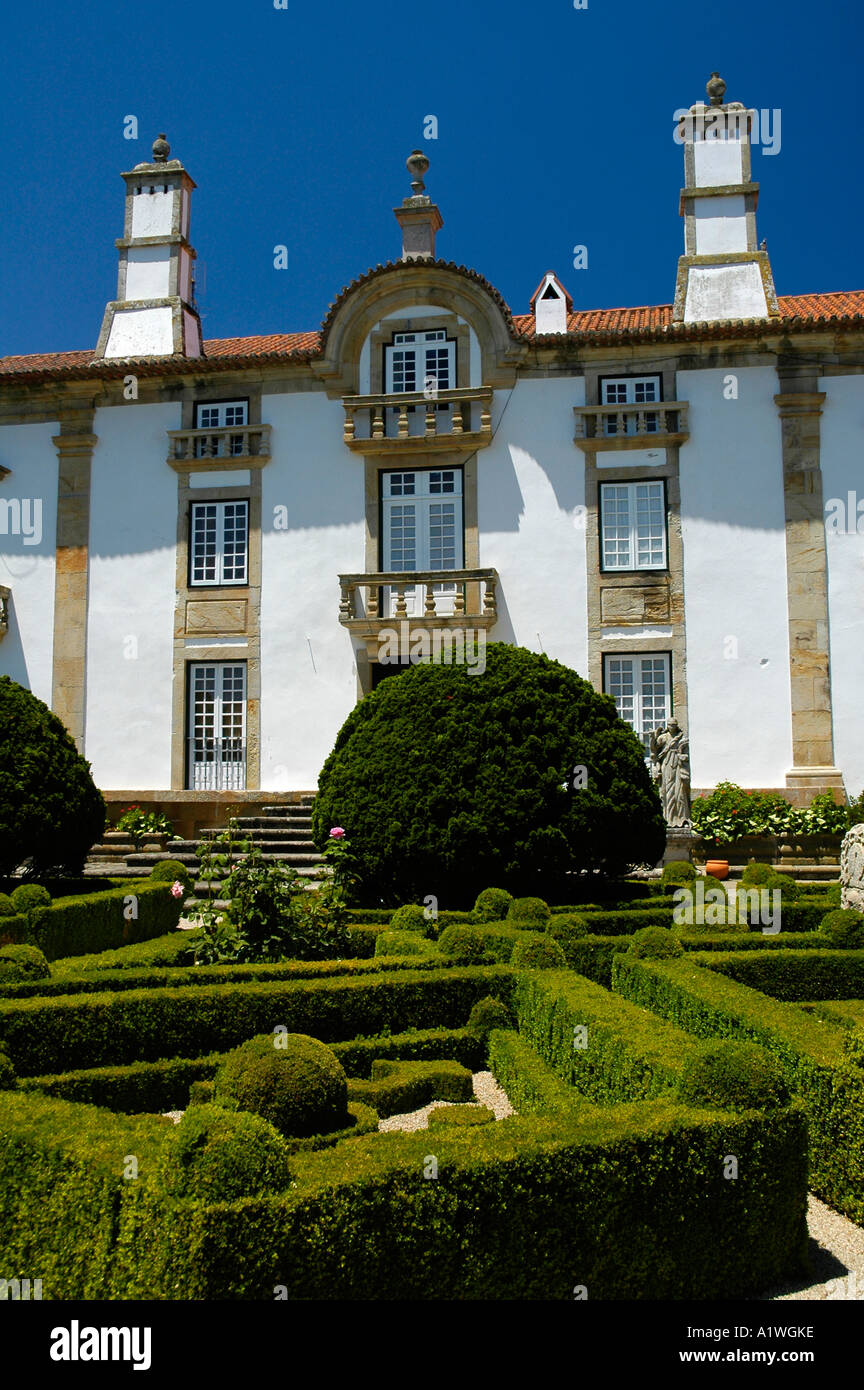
691,782,850,843
115,807,176,845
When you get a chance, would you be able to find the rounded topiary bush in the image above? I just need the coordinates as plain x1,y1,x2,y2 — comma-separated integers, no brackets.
511,933,566,970
311,644,666,906
467,995,514,1038
547,912,591,945
389,903,435,938
0,943,50,983
765,871,801,901
438,924,489,964
507,896,551,928
10,884,51,915
678,1041,790,1111
374,929,431,958
0,677,106,878
149,859,193,894
741,861,774,887
0,893,17,917
628,926,684,960
660,861,697,890
213,1033,349,1138
818,909,864,949
158,1103,292,1201
471,887,514,924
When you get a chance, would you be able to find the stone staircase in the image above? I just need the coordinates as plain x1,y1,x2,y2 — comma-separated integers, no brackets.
85,797,324,908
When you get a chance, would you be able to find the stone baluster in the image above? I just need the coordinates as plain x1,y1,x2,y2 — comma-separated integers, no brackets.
339,581,354,622
483,576,497,619
424,585,437,617
425,402,437,437
452,400,464,435
395,584,408,617
480,399,491,434
372,406,385,440
397,404,410,439
367,583,379,619
454,583,466,616
343,407,356,444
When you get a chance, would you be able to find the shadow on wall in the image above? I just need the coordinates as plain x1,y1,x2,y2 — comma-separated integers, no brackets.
0,586,35,691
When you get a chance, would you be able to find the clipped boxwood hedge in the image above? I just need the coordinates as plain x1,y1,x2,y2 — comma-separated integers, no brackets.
0,882,184,961
347,1058,474,1117
703,949,864,1003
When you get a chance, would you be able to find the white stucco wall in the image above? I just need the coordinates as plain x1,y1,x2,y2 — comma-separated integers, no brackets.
684,263,767,322
820,374,864,797
679,367,792,789
85,402,179,787
105,306,173,358
130,189,173,238
693,138,743,186
693,195,749,255
478,376,589,679
0,421,58,703
259,391,365,788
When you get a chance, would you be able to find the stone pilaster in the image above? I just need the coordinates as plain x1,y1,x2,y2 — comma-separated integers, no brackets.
51,429,97,750
774,379,844,795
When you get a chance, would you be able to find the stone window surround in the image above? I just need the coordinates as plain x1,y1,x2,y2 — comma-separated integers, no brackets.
597,476,670,575
169,383,264,791
366,313,471,394
600,648,675,741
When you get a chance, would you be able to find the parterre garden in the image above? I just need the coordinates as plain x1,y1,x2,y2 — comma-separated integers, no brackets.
2,659,864,1300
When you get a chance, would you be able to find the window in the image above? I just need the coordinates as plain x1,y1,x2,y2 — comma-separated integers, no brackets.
600,481,667,571
604,654,671,754
600,376,661,436
193,399,249,457
190,500,248,585
381,468,463,616
386,330,454,397
187,662,246,790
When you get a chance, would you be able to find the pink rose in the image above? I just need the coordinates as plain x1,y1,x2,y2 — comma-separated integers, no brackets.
171,881,184,898
329,827,346,839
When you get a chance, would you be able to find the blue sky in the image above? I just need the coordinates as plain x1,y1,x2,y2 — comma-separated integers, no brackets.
1,0,860,356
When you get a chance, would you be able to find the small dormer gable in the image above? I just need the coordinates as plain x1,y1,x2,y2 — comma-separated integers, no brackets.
530,272,572,335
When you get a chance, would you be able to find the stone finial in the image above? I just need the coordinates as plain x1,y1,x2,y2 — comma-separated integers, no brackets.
406,149,429,198
706,72,727,107
152,133,171,163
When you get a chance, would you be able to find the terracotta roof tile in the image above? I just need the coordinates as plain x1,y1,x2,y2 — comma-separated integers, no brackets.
2,290,863,381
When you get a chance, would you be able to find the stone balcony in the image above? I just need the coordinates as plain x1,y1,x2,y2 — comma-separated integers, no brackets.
342,387,493,453
0,585,9,639
573,401,690,451
167,423,272,471
338,568,499,637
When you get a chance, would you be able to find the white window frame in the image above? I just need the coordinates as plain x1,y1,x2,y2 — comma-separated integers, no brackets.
604,653,671,755
385,330,455,398
600,481,667,571
189,499,249,586
193,399,249,457
600,375,661,436
187,662,247,791
381,468,463,616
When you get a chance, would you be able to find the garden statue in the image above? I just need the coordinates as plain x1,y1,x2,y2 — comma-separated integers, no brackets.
840,822,864,912
650,719,691,828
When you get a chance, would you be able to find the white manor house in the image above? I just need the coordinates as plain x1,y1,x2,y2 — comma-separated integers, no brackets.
1,75,863,832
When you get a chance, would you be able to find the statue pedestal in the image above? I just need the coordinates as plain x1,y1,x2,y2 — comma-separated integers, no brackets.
664,827,696,866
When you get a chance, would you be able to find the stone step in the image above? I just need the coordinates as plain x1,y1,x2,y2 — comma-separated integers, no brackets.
226,819,314,835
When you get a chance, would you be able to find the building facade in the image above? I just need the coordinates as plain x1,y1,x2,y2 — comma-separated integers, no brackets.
1,78,863,832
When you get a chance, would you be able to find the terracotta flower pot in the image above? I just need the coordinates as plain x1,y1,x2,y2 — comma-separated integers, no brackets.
705,859,729,880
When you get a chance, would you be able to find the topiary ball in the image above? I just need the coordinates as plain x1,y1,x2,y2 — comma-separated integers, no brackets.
740,861,774,887
158,1103,292,1201
467,995,514,1038
678,1041,790,1111
10,884,51,915
0,1050,15,1089
818,909,864,949
765,871,801,901
389,903,436,939
471,887,514,924
0,893,16,918
437,924,489,964
660,861,697,889
0,943,50,983
507,897,551,928
374,929,430,958
628,926,684,960
547,913,591,946
213,1033,349,1139
511,933,566,970
149,859,193,893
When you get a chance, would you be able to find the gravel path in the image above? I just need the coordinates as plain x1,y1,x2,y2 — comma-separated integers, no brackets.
378,1071,514,1133
762,1195,864,1300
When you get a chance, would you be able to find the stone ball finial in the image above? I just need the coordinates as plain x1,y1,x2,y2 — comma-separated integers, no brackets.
152,133,171,163
406,149,429,196
706,72,727,107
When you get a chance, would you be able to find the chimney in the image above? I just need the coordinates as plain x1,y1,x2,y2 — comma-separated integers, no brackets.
93,134,204,359
673,74,779,323
393,150,443,261
530,272,573,335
